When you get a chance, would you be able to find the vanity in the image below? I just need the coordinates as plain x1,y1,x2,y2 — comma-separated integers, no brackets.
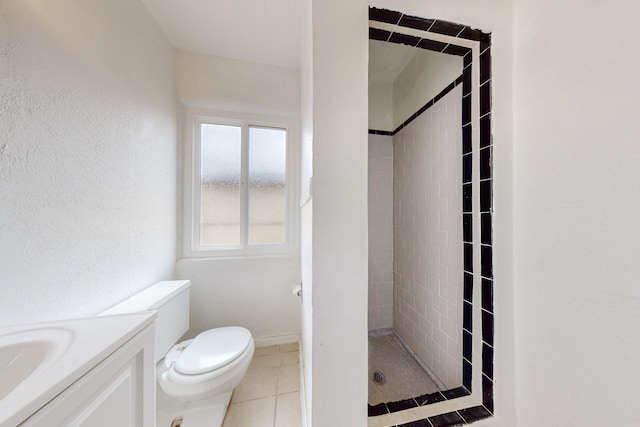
0,312,156,427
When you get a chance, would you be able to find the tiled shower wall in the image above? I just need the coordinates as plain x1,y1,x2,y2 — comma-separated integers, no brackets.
368,134,394,330
393,85,463,389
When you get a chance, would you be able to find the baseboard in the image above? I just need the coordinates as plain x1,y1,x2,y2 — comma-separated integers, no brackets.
254,333,300,347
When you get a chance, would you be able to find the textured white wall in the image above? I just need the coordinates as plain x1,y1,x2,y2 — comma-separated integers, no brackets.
513,1,640,426
368,134,394,331
0,0,177,326
174,50,302,343
393,86,463,389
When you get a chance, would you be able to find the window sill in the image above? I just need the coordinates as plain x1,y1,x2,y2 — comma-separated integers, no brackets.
176,252,299,263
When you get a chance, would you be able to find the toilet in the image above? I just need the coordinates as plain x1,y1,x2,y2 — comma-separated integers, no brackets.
101,280,254,426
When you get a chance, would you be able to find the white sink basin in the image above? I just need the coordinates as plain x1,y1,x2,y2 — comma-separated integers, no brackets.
0,312,155,427
0,328,73,401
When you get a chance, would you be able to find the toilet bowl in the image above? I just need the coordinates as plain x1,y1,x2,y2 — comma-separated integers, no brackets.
100,281,253,427
158,326,255,403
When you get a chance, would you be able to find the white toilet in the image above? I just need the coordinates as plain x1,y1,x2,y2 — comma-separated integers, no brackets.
101,280,254,426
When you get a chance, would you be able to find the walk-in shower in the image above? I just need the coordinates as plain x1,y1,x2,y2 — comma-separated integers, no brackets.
367,7,494,426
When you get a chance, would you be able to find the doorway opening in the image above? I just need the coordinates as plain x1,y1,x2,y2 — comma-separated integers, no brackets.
367,7,494,425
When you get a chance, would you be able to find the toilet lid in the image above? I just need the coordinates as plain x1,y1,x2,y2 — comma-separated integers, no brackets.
171,327,252,375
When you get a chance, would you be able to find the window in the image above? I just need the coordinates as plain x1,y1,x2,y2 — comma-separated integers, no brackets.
184,111,296,257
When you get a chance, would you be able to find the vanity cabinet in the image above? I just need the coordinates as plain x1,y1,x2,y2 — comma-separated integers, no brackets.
21,324,155,427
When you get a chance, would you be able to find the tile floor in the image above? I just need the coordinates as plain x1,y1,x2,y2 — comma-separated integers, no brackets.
222,342,302,427
368,330,440,405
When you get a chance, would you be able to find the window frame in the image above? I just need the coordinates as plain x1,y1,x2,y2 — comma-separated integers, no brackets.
182,109,298,258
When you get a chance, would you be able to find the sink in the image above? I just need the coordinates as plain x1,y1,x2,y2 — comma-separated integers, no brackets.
0,313,156,427
0,328,73,400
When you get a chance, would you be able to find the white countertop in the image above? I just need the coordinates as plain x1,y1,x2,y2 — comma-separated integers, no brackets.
0,312,156,427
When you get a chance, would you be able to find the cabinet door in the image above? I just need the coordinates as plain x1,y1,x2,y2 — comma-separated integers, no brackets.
22,325,155,427
60,359,137,427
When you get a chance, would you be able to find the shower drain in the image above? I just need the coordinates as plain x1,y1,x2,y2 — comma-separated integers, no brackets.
373,370,386,385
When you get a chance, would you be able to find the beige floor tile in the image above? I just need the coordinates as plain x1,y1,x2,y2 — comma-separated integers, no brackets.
279,342,299,353
275,392,302,427
250,352,284,369
232,367,279,402
277,364,300,394
280,351,299,366
222,396,275,427
255,345,280,356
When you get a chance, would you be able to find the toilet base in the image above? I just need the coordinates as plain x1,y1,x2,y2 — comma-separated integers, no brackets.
157,386,232,427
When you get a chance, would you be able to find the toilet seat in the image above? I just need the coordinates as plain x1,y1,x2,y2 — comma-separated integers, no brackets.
165,326,252,375
159,326,255,397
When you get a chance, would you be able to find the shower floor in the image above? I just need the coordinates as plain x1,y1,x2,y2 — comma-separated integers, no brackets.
368,329,441,405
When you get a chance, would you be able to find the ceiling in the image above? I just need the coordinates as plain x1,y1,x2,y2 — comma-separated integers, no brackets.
369,40,419,83
140,0,304,69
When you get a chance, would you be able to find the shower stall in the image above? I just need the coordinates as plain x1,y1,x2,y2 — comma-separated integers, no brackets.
368,38,465,406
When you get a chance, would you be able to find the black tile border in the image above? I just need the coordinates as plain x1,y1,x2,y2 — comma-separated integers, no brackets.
416,391,447,406
428,411,467,427
370,27,392,42
389,32,422,47
369,7,403,25
368,7,494,425
370,392,471,421
368,75,463,136
390,407,492,426
459,406,493,424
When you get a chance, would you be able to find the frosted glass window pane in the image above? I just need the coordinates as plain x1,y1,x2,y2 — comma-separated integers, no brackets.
200,124,241,246
248,127,286,244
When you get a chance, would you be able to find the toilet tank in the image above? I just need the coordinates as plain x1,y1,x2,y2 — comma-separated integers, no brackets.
101,280,191,363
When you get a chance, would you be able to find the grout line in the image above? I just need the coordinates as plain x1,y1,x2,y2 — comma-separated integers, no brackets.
272,391,278,427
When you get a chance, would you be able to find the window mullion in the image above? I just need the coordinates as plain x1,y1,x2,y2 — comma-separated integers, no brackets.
240,123,250,248
193,121,204,251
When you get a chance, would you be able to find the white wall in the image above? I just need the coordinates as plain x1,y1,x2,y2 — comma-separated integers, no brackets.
0,0,177,326
369,47,462,132
513,1,640,425
305,0,369,425
393,50,462,129
371,1,515,425
368,80,394,131
299,0,314,424
393,86,463,389
174,257,301,342
175,51,301,117
368,135,393,331
174,51,302,342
